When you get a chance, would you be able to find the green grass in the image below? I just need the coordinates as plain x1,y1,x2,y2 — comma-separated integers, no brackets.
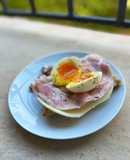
0,2,2,10
4,0,130,34
7,0,30,9
126,0,130,19
35,0,67,13
74,0,118,17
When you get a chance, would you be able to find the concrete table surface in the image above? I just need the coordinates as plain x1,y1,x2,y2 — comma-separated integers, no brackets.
0,17,130,160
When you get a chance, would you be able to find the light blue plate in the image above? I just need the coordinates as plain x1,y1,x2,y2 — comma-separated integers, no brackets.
8,51,126,140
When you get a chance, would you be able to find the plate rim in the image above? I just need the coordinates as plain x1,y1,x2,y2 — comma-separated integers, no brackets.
8,51,126,140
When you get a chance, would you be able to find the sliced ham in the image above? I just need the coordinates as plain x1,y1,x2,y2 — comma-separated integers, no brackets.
35,82,80,110
32,54,114,110
72,75,113,106
76,54,114,106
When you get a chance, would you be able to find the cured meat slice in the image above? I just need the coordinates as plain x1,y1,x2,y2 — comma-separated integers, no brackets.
35,81,80,110
33,54,114,110
75,54,114,106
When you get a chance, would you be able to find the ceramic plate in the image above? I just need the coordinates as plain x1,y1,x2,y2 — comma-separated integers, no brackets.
8,51,126,140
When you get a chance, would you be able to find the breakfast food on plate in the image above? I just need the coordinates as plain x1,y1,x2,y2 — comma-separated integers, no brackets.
51,57,81,86
66,71,102,93
29,54,120,118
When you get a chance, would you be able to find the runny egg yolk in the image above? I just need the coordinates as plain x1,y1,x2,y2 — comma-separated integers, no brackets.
73,72,94,82
58,62,80,82
57,61,93,84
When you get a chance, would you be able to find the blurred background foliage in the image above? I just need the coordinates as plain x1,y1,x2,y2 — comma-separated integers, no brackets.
3,0,130,34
